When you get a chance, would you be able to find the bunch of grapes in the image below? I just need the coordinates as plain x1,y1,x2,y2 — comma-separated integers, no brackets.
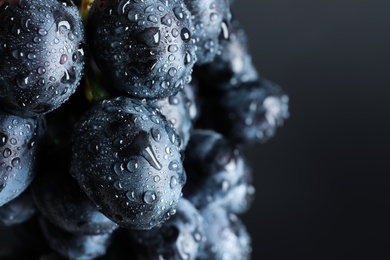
0,0,289,259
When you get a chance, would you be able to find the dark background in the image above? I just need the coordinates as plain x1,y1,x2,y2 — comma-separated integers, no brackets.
233,0,390,259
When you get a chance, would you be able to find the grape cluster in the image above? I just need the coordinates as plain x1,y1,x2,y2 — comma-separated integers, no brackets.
0,0,289,259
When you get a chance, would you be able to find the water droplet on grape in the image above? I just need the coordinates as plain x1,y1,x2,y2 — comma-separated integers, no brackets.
143,191,157,204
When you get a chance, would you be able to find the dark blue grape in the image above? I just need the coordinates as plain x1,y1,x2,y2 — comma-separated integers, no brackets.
198,206,251,260
194,17,258,93
0,110,45,207
87,0,196,99
129,198,205,260
184,130,255,214
184,0,232,64
39,217,112,260
0,0,85,117
71,97,186,230
31,145,119,235
200,79,289,145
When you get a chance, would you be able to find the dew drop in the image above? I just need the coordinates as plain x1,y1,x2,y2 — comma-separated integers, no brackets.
27,53,36,60
126,191,137,202
161,14,172,26
169,160,180,171
170,176,178,189
12,50,24,59
0,133,7,146
126,159,139,172
144,146,162,170
114,181,123,190
37,28,47,36
168,54,175,61
150,116,160,124
113,162,125,175
168,44,178,53
9,138,16,145
221,21,229,39
16,74,30,89
60,54,68,64
148,15,158,23
171,28,179,37
165,125,176,144
3,148,11,158
184,52,192,65
168,67,177,77
11,157,20,167
173,7,184,20
143,191,157,204
168,96,179,105
37,67,46,75
210,12,218,22
151,128,161,142
180,28,191,42
57,20,71,33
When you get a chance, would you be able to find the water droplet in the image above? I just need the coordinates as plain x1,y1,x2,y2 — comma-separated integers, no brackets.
160,81,169,89
194,232,202,242
68,32,75,41
168,95,179,105
165,125,176,144
33,37,41,43
170,176,178,189
12,50,24,59
37,67,46,75
210,12,218,22
184,52,192,65
16,74,30,89
172,28,179,37
173,7,184,20
151,128,161,142
143,191,157,204
11,157,20,167
168,44,178,53
168,67,177,77
60,54,68,64
27,53,36,60
221,21,229,39
113,162,125,175
126,159,138,172
144,146,162,170
0,133,7,146
57,20,71,33
148,15,158,23
9,138,16,145
28,137,36,149
150,116,160,124
134,106,143,112
161,14,172,26
3,148,11,158
114,181,123,190
126,191,137,202
180,28,191,42
38,28,47,36
153,175,160,182
168,54,175,61
169,161,180,171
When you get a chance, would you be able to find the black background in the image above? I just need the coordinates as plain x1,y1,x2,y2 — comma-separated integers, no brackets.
233,0,390,259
